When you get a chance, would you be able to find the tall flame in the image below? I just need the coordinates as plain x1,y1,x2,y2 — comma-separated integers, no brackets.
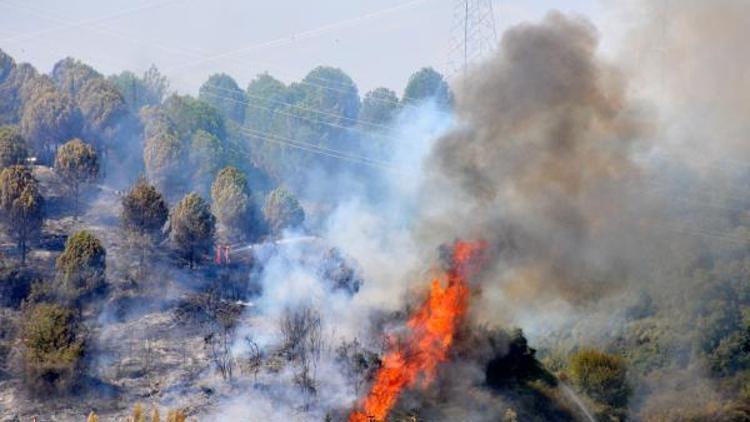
349,240,486,422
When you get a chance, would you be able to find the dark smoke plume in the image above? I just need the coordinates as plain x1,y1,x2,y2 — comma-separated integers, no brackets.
422,12,651,326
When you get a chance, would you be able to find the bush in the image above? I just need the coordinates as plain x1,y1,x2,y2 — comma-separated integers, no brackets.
0,258,31,307
22,303,84,392
485,328,551,387
568,348,630,408
708,325,750,376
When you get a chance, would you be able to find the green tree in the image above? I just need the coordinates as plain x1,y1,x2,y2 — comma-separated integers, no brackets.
403,67,453,109
108,65,169,113
121,177,169,237
0,49,13,84
299,66,360,125
163,94,226,140
189,129,225,196
170,193,215,269
20,84,83,163
121,178,169,278
0,60,39,125
568,348,630,408
141,107,187,200
211,166,260,242
51,57,101,97
75,78,133,161
22,303,84,391
263,187,304,234
0,165,44,265
55,230,106,298
244,72,288,132
142,65,169,104
199,73,246,123
54,139,99,219
288,66,360,150
0,125,28,168
359,87,400,128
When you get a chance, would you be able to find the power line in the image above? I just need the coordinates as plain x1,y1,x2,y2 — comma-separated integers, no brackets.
3,0,451,116
200,83,392,132
236,127,402,173
0,0,185,44
161,0,431,73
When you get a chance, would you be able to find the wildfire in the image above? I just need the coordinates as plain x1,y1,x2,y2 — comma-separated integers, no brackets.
349,240,486,422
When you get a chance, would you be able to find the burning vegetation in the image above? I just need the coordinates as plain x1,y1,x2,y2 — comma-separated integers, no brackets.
350,241,485,421
1,1,750,420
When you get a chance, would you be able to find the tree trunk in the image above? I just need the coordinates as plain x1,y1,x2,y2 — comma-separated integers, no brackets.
20,238,26,266
74,184,80,221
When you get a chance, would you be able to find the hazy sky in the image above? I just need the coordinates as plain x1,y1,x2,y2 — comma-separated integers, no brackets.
0,0,607,96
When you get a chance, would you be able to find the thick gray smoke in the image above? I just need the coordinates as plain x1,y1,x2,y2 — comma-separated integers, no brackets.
412,2,750,418
419,12,652,333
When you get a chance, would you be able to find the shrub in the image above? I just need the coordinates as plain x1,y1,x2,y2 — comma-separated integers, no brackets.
568,348,630,407
22,303,84,392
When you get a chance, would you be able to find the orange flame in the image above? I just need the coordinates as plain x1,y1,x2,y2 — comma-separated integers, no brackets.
349,240,486,422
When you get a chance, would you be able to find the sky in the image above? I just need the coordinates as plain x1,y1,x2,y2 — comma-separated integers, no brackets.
0,0,607,96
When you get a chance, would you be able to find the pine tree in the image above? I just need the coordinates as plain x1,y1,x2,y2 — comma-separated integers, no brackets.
169,193,215,269
211,166,260,242
263,187,304,235
54,138,99,219
56,230,106,298
0,165,44,264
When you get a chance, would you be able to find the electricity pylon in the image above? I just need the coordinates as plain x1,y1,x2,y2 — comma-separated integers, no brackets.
445,0,498,77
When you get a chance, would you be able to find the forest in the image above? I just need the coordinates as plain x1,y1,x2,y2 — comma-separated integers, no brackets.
2,2,750,421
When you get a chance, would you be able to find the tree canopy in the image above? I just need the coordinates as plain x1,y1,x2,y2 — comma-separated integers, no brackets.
108,65,169,112
189,129,225,196
51,57,102,98
164,94,226,140
402,67,453,108
22,303,84,391
141,107,186,200
75,78,132,157
121,177,169,237
211,166,260,242
568,348,630,408
0,165,44,264
20,85,83,163
55,230,106,298
199,73,245,123
54,139,99,219
170,192,215,268
263,187,304,234
359,87,400,128
0,125,28,168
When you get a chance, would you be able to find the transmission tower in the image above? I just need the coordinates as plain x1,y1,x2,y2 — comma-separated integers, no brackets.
445,0,498,77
